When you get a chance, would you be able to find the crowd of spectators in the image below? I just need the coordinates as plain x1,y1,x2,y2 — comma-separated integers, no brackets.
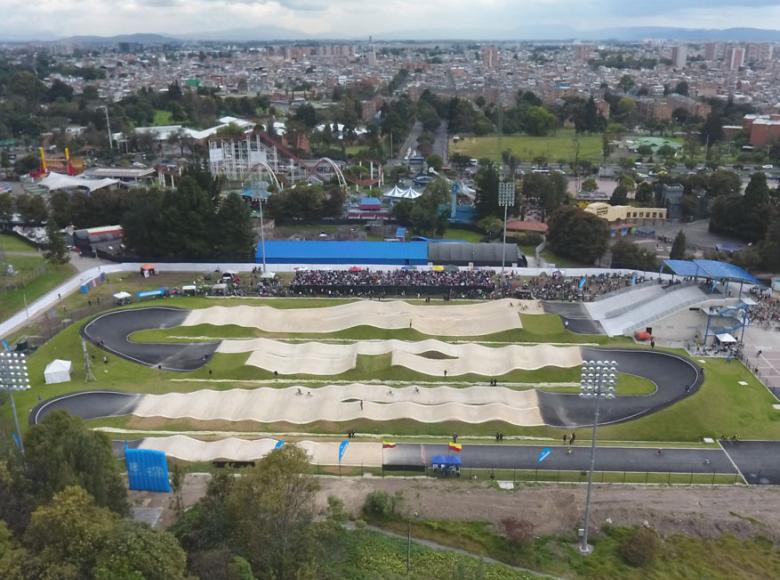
289,268,496,298
748,292,780,329
497,272,649,301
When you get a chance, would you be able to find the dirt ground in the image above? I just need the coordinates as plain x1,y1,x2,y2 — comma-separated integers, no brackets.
131,474,780,542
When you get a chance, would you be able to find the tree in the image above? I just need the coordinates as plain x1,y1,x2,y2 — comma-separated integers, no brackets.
610,185,629,206
426,153,443,172
547,206,609,264
674,81,689,96
478,216,502,239
635,182,654,206
610,240,658,271
474,160,500,219
225,447,321,580
581,177,598,192
0,192,12,221
160,177,216,259
121,188,166,257
15,193,47,223
215,193,255,258
43,216,70,264
49,191,72,227
744,172,771,208
707,170,741,197
0,521,26,579
701,112,724,145
761,213,780,271
24,486,186,580
670,230,686,259
524,106,557,136
19,411,128,515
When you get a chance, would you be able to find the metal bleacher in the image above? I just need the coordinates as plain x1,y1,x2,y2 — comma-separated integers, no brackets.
590,283,712,337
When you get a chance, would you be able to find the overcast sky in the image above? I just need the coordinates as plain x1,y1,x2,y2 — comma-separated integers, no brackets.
2,0,780,39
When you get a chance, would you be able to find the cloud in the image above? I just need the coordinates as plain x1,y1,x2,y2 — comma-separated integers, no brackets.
1,0,780,38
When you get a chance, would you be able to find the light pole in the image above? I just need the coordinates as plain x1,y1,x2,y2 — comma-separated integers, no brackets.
0,351,32,455
98,106,113,150
578,359,617,555
498,179,516,273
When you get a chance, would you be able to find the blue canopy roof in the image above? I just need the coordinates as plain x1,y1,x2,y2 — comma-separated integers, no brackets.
662,259,760,285
431,455,461,466
256,240,429,265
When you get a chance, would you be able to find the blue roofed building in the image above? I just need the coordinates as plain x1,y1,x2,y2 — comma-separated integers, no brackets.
256,240,429,266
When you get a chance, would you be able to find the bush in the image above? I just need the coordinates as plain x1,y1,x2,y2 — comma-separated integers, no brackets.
363,491,401,520
619,526,660,567
500,517,535,547
509,232,544,247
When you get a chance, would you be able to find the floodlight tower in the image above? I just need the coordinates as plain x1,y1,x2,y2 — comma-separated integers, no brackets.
0,352,31,455
577,359,618,554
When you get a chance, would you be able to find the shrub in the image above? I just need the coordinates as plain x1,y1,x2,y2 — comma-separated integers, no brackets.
619,526,660,567
363,491,400,520
508,232,544,247
500,517,535,547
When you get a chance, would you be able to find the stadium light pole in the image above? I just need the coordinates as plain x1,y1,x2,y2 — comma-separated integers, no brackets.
578,359,617,555
0,352,32,456
498,179,516,274
97,106,113,150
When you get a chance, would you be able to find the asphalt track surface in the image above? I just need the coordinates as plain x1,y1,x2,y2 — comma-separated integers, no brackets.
82,307,219,371
30,391,780,483
79,308,703,427
542,302,604,335
383,443,738,475
541,347,703,427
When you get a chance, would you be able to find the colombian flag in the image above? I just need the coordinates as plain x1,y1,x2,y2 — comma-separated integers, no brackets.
382,441,397,449
448,442,462,453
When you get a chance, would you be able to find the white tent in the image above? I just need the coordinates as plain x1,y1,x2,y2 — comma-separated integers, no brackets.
716,333,737,344
383,185,407,199
39,172,119,193
44,359,72,385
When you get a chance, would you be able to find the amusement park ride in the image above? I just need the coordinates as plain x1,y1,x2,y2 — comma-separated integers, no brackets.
208,131,383,192
29,147,83,179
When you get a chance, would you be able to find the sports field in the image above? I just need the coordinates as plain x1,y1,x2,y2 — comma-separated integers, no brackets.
450,129,603,164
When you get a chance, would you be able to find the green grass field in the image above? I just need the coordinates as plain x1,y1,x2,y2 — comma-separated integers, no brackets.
443,228,484,243
153,109,173,126
0,234,37,253
373,519,780,580
451,129,603,164
0,253,75,322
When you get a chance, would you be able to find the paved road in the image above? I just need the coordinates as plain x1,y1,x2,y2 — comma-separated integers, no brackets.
719,440,780,485
433,121,448,165
389,121,422,166
383,443,737,475
82,307,219,371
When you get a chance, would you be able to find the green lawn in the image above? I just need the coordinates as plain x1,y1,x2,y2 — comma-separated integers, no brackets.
0,254,75,322
325,528,540,579
0,234,37,253
451,129,603,164
373,519,780,580
153,109,173,126
443,228,484,243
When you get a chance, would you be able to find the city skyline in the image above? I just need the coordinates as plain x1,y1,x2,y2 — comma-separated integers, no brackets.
4,0,780,42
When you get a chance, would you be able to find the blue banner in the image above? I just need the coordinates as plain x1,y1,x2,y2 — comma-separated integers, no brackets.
631,273,637,285
11,432,21,450
1,339,10,352
338,439,349,463
578,276,586,289
274,440,285,450
537,447,552,463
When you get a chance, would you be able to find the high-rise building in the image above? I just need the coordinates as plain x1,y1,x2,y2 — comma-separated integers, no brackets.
671,45,687,69
726,46,745,70
704,43,722,61
481,46,499,70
